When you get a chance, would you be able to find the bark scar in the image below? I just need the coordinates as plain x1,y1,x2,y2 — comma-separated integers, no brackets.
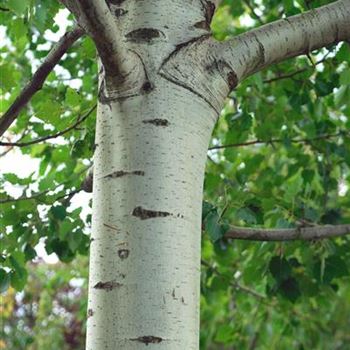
132,206,172,220
130,336,163,345
93,280,122,291
103,223,119,231
126,28,165,43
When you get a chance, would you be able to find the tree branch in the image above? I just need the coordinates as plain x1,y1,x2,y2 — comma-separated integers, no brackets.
263,54,331,84
208,131,349,150
0,26,84,138
60,0,138,86
161,0,350,112
0,104,96,147
224,224,350,241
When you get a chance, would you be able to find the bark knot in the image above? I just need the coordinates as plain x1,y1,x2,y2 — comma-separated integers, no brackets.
118,249,130,260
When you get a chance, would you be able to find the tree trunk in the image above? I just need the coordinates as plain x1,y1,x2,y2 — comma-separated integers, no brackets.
87,80,216,349
78,0,349,348
86,2,218,348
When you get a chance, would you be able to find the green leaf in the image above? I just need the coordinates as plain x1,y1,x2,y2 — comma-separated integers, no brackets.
0,269,10,293
7,0,29,14
24,244,37,261
269,256,291,283
50,206,67,221
204,211,225,242
279,277,301,303
235,207,257,224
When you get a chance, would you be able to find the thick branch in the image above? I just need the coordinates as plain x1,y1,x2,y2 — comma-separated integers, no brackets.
223,0,350,81
225,224,350,241
0,26,84,138
161,0,350,112
61,0,136,85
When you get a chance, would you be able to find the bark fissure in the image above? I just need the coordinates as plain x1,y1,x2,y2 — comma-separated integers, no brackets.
103,170,145,178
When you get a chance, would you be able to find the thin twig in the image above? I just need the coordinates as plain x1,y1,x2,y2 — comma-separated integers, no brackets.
201,259,266,299
242,0,264,25
263,54,331,84
0,26,85,138
208,131,348,150
0,104,96,147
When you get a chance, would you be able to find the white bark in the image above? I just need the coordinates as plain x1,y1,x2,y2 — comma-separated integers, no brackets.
87,77,216,350
86,1,217,349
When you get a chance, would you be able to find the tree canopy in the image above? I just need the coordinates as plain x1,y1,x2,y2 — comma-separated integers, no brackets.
1,0,350,349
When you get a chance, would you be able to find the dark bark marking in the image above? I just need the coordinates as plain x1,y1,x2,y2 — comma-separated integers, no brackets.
82,170,93,193
227,71,238,90
194,20,209,30
130,336,163,345
253,33,266,65
126,28,165,43
87,309,94,318
104,170,145,178
118,249,130,260
114,8,128,17
106,0,126,5
203,1,216,26
142,119,170,127
103,223,119,231
141,81,154,94
93,280,122,291
132,206,172,220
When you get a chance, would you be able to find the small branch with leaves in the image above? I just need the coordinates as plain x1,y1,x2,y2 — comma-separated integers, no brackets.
0,104,97,148
208,131,349,151
0,26,84,137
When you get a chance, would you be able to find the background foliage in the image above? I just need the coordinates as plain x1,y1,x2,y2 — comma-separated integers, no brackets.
1,0,350,349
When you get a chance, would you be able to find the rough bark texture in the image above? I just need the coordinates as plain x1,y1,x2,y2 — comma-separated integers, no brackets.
59,0,350,349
